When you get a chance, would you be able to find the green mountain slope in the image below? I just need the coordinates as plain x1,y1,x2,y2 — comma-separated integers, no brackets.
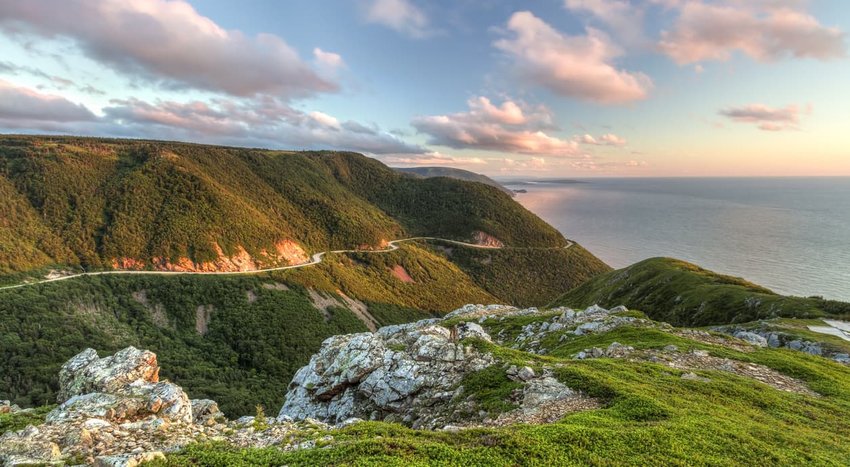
394,166,515,197
551,257,850,326
0,135,569,277
0,243,499,415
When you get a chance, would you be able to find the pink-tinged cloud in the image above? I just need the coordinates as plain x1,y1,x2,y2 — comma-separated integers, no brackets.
494,11,652,104
313,48,344,69
0,0,337,98
412,96,583,157
100,96,424,153
564,0,647,47
719,103,810,131
381,152,488,166
659,1,846,64
0,79,95,127
576,132,627,146
361,0,431,38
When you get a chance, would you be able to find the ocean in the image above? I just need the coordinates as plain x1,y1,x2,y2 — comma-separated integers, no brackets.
503,177,850,302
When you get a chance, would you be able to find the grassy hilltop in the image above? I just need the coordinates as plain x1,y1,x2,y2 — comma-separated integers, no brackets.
552,257,850,326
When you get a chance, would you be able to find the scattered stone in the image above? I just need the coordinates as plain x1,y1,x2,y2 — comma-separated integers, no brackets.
190,399,223,424
516,366,536,381
681,372,711,383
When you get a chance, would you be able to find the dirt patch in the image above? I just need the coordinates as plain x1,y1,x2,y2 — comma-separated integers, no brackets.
246,290,258,303
262,282,290,291
488,396,602,426
472,231,504,248
431,245,454,256
307,289,336,321
391,265,415,283
674,329,755,353
337,290,380,332
195,305,213,335
645,349,817,396
131,290,169,329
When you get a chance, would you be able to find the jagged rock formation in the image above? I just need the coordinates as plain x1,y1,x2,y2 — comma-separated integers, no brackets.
49,347,191,424
279,319,496,429
279,305,603,429
0,348,329,466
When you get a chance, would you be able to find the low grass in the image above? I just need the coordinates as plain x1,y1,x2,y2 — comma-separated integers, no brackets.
154,316,850,466
0,406,53,433
552,257,850,326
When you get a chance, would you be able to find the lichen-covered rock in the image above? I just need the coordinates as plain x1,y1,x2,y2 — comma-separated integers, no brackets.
0,400,19,415
46,348,192,425
191,399,224,424
58,347,160,403
94,451,165,467
279,319,494,428
0,427,62,466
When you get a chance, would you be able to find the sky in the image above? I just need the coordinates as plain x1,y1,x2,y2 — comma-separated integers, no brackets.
0,0,848,177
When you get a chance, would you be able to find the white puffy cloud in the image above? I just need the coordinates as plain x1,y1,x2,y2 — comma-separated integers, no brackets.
412,96,583,157
361,0,431,38
0,0,337,98
659,1,845,64
494,11,652,104
719,103,810,131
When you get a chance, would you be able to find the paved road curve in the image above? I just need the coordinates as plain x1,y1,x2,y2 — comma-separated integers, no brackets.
0,237,573,291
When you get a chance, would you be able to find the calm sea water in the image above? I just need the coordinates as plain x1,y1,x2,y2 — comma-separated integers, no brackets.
504,177,850,302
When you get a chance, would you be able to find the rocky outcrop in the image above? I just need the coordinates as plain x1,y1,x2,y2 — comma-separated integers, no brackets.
112,239,309,273
0,347,329,466
50,347,191,424
279,319,496,429
471,231,504,248
279,305,610,429
713,324,850,365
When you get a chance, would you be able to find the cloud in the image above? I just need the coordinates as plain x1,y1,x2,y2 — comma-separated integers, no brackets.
0,79,96,128
100,96,424,153
494,11,652,104
313,48,344,69
599,133,627,146
412,96,584,157
719,103,810,131
576,132,627,146
0,0,336,98
381,152,487,166
659,1,846,64
362,0,431,38
564,0,646,46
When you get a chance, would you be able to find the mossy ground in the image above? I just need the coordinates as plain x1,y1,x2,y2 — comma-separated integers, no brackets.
153,313,850,466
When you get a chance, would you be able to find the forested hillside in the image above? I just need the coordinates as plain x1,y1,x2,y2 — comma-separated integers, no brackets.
0,135,608,415
0,135,568,277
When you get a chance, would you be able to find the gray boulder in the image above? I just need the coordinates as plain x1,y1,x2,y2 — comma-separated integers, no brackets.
733,331,768,347
57,347,160,402
47,347,192,424
279,321,494,428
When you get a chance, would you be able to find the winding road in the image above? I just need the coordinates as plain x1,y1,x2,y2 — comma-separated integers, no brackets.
0,237,573,291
